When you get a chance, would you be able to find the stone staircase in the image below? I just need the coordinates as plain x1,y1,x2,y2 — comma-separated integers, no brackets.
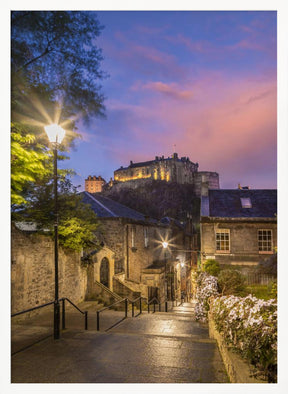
170,300,196,317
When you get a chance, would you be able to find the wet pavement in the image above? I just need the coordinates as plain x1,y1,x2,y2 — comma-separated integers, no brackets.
11,302,229,383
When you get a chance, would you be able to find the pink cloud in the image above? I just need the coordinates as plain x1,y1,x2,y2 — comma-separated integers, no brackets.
112,72,276,188
134,81,193,100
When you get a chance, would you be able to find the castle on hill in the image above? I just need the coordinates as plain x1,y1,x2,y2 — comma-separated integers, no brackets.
85,152,220,197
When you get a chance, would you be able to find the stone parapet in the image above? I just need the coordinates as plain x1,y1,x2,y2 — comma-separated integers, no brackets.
208,312,266,383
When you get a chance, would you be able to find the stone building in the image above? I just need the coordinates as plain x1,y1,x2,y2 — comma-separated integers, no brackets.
81,192,193,301
200,188,277,273
85,175,106,193
113,152,219,197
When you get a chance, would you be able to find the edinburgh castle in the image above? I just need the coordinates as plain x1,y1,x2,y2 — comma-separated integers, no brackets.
85,152,220,197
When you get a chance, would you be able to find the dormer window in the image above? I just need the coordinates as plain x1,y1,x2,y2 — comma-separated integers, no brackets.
241,197,252,208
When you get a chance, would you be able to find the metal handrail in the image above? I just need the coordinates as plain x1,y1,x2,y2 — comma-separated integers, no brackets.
60,298,88,331
96,298,128,331
131,296,144,317
147,297,161,313
11,298,88,331
11,301,55,317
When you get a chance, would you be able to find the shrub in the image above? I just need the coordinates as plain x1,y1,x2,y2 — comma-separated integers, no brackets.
269,280,277,299
217,269,246,295
194,272,219,322
203,259,220,276
210,295,277,382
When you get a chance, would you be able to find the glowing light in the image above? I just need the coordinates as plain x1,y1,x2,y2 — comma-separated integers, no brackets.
181,262,185,267
44,124,66,144
162,241,168,249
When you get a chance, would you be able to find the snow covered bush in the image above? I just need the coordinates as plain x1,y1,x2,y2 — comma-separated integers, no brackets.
194,272,219,322
209,295,277,382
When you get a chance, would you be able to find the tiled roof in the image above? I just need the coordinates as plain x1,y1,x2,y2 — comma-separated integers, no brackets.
81,192,156,221
202,189,277,218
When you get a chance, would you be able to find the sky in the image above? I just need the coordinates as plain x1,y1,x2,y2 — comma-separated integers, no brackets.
61,10,277,191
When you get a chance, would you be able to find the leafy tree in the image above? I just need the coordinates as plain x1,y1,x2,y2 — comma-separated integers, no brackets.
203,259,220,277
11,123,49,205
11,11,106,250
14,173,100,251
11,11,106,123
217,269,246,295
11,11,106,204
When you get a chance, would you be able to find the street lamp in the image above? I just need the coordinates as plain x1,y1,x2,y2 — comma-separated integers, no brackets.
162,242,169,300
44,123,65,340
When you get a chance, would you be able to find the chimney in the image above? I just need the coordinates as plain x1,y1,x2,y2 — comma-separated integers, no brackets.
201,174,209,197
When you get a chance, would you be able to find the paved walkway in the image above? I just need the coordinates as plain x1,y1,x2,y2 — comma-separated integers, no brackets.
11,302,229,383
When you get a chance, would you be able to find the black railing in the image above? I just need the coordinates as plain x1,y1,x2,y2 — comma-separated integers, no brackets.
11,300,55,318
130,296,175,315
60,297,88,331
96,298,128,331
131,296,144,317
11,298,88,331
147,297,161,313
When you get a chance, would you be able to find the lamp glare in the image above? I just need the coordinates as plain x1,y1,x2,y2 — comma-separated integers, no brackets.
44,124,65,144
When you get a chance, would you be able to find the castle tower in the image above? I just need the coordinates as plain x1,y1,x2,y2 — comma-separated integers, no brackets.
85,175,106,193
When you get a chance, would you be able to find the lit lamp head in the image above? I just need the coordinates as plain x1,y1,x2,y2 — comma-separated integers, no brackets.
162,241,168,249
44,124,65,144
181,262,185,268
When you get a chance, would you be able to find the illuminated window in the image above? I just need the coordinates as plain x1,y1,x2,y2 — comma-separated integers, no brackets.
215,229,230,252
258,230,273,252
241,197,252,208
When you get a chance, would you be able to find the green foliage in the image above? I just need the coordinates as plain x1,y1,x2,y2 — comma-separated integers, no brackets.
243,283,277,301
58,217,98,251
11,11,106,122
11,123,49,205
14,174,100,251
269,281,277,299
217,269,246,295
203,259,220,276
11,12,106,250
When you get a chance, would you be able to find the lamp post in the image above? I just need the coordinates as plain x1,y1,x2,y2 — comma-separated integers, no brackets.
44,124,65,340
162,242,168,300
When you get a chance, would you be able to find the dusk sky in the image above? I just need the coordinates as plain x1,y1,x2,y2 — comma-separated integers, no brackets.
60,10,277,190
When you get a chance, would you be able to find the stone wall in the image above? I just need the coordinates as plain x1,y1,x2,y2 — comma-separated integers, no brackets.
11,225,87,314
97,218,169,283
201,219,277,267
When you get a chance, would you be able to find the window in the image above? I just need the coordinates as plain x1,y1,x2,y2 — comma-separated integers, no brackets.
216,229,230,252
258,230,273,252
144,227,149,248
241,197,252,208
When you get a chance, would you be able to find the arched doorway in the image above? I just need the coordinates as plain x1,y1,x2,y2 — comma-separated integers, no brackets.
100,257,110,288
